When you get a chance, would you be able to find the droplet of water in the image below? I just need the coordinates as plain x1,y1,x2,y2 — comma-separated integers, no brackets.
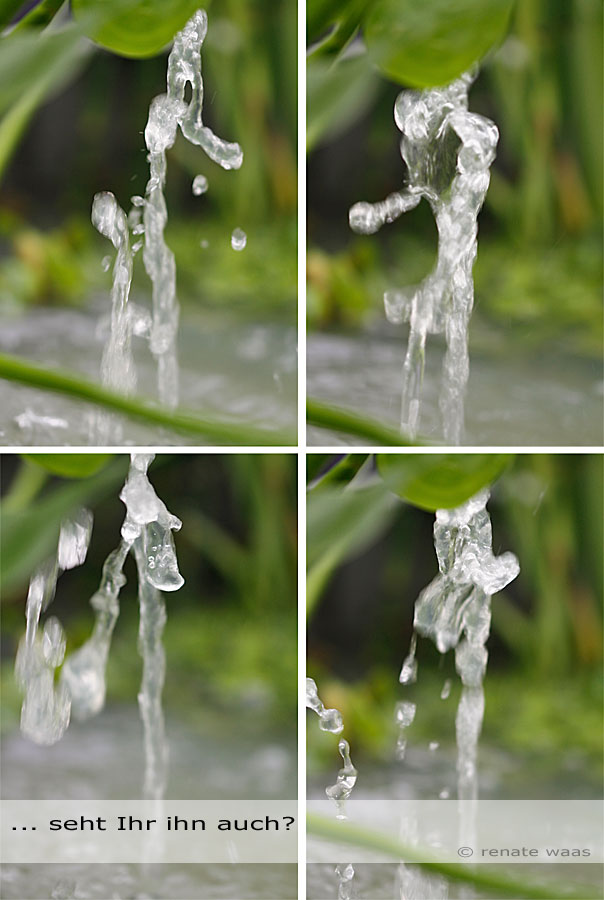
192,174,208,195
440,679,452,700
200,239,209,249
429,741,440,751
231,227,247,251
101,255,111,272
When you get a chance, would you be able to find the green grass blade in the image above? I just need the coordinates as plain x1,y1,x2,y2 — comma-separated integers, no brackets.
307,398,417,446
0,352,295,446
307,812,600,900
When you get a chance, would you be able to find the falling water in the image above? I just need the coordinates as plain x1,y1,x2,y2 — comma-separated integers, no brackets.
142,8,242,409
15,456,184,802
412,490,519,802
15,508,92,745
94,9,243,414
349,71,498,444
306,677,357,898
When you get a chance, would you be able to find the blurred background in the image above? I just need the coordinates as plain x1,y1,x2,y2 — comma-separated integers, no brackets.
1,453,297,739
307,454,603,788
307,0,602,351
0,0,297,321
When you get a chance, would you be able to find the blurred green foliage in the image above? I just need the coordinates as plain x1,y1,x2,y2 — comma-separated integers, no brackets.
307,454,603,767
1,454,297,733
307,0,603,358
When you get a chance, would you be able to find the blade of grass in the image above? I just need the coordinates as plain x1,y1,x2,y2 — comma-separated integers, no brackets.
307,812,600,900
0,353,295,446
307,397,417,446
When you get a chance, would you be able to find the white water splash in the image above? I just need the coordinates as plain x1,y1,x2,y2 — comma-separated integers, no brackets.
15,511,92,745
16,457,184,802
143,9,242,409
349,70,498,443
326,738,358,819
306,678,356,896
91,191,136,441
409,490,519,800
306,676,344,733
94,10,243,414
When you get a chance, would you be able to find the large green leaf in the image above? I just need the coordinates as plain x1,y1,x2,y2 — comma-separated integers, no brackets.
363,0,515,87
377,453,513,511
72,0,204,58
22,454,112,479
0,458,128,597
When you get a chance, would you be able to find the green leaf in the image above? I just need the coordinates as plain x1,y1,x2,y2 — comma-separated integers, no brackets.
0,29,91,179
307,454,368,488
22,454,112,479
377,453,513,511
72,0,203,58
0,458,128,597
307,483,396,614
307,51,379,150
0,26,88,118
363,0,515,87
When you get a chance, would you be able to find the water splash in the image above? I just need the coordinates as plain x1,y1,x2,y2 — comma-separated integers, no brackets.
349,70,498,444
305,676,344,733
94,10,243,413
326,738,358,819
306,678,356,897
92,191,136,441
394,699,416,761
408,490,519,801
15,511,93,745
15,457,184,802
142,8,242,409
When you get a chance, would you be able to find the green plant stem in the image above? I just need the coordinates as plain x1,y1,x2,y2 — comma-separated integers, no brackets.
307,398,416,446
307,813,599,900
0,353,295,446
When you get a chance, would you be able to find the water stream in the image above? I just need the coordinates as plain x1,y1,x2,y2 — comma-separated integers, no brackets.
349,70,498,444
306,677,357,899
14,454,184,802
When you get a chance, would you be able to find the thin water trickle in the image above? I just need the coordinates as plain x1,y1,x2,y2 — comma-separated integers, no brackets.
349,70,497,444
325,739,358,820
306,678,357,897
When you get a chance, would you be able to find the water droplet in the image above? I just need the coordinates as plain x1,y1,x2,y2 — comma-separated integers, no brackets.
231,227,246,251
192,174,208,196
200,239,209,249
101,256,111,272
439,788,450,799
440,679,452,700
429,741,440,751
